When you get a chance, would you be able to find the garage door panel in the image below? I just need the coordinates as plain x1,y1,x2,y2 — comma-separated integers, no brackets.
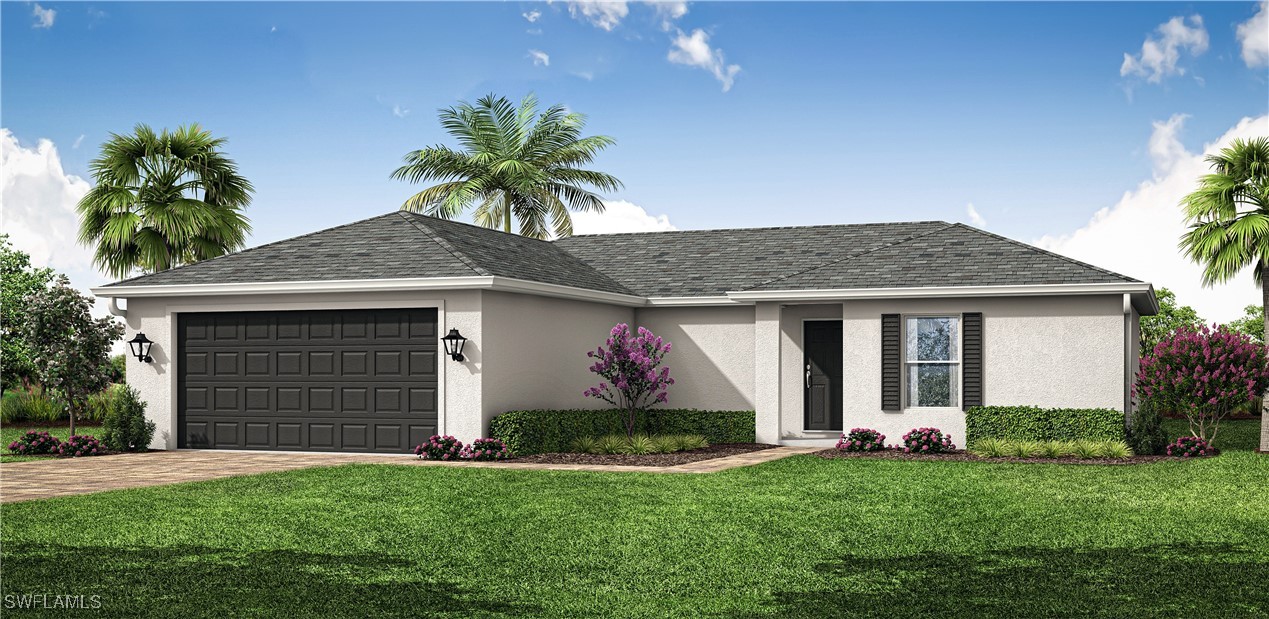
179,308,438,453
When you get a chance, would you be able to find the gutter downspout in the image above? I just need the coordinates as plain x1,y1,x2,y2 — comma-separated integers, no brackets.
1123,293,1133,425
107,297,127,318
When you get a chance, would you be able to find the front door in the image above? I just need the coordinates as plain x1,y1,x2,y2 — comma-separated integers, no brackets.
804,320,843,431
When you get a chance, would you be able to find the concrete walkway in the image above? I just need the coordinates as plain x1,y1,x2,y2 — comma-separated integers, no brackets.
0,446,819,504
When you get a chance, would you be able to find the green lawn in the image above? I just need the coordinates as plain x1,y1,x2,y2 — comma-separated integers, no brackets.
1,420,1266,618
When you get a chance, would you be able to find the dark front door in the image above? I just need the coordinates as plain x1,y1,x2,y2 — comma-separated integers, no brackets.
177,308,439,453
804,320,843,431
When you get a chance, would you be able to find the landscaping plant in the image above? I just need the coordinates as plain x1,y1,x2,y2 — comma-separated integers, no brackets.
1167,436,1214,457
415,435,464,460
24,276,123,436
461,438,510,461
1,235,54,396
836,428,886,452
969,437,1012,458
1127,398,1169,455
56,435,104,457
101,386,155,452
899,427,955,453
571,436,601,454
7,431,62,456
583,323,675,438
1135,325,1269,444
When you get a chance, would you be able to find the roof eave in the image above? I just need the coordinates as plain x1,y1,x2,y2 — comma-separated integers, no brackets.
727,282,1158,314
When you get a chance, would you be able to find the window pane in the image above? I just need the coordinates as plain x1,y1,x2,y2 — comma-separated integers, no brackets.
906,363,959,407
905,317,959,361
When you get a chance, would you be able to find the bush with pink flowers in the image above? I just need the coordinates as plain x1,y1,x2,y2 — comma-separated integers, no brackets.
7,430,62,456
56,434,104,457
836,428,887,452
461,438,510,461
584,323,674,438
899,427,955,454
415,435,464,460
1166,435,1214,458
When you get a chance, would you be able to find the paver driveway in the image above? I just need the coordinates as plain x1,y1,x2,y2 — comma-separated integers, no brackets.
0,447,817,503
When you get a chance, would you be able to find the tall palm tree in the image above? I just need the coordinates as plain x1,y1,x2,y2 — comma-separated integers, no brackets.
1178,136,1269,450
391,93,622,239
77,124,254,278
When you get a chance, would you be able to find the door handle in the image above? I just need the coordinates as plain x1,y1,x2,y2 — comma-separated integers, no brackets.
805,364,811,389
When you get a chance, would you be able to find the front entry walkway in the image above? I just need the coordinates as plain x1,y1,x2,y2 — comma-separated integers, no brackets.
0,446,819,503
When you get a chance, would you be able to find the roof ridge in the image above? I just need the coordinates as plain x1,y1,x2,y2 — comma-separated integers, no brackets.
396,212,491,276
102,212,406,287
948,223,1140,283
740,223,959,291
556,220,953,240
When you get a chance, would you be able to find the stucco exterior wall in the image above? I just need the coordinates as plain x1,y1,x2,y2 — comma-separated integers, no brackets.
633,305,755,412
121,290,483,449
479,291,633,427
837,294,1128,445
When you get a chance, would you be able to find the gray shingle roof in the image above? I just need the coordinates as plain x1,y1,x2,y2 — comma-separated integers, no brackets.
103,213,1139,296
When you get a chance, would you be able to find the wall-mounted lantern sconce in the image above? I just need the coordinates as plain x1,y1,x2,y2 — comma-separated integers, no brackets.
127,332,155,363
440,328,468,362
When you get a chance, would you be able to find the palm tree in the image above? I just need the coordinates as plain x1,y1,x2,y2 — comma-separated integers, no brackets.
77,124,254,278
391,93,622,239
1178,136,1269,450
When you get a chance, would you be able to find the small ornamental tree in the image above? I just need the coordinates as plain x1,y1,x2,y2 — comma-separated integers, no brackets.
24,276,124,436
583,323,674,438
1135,325,1269,444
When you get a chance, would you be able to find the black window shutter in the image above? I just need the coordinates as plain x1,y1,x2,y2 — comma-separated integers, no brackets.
962,312,983,410
881,314,901,411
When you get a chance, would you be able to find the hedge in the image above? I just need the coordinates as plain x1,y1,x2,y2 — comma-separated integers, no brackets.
965,406,1124,444
488,409,756,455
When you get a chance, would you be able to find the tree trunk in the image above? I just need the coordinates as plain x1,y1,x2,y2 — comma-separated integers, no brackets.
68,396,76,437
1262,267,1269,452
504,192,513,234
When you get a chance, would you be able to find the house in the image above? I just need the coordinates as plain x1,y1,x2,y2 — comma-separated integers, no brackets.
92,212,1158,452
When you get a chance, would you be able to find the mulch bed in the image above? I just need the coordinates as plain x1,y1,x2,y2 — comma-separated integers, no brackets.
813,448,1176,465
511,443,779,467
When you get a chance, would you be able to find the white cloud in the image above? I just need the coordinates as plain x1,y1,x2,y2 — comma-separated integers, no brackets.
392,104,410,118
965,203,987,228
568,1,629,31
668,28,740,92
1237,1,1269,68
650,1,688,30
0,129,112,316
571,200,677,235
528,49,550,67
523,9,541,23
1035,114,1269,324
72,134,86,149
270,25,278,33
32,3,55,29
1120,15,1209,83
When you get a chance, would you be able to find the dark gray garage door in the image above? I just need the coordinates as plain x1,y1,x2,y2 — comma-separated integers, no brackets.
178,308,438,452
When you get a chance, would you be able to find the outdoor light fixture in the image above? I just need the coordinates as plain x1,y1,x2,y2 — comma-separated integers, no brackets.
441,328,468,362
128,332,155,363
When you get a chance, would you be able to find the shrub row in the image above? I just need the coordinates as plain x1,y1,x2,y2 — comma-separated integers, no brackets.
572,433,708,455
1,384,126,424
488,409,755,455
414,435,510,462
969,438,1133,459
965,406,1124,444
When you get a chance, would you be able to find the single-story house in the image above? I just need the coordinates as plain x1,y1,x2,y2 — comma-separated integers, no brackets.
92,212,1158,452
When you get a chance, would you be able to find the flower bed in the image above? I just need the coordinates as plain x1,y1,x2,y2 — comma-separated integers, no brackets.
512,443,778,467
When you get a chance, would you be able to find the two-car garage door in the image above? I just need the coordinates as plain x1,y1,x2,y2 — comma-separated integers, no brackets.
178,308,439,453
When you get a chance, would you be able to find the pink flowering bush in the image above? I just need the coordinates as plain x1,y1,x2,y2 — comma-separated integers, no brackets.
1166,435,1214,458
583,323,675,438
1135,325,1269,444
461,438,510,461
56,434,104,457
836,428,886,452
899,427,955,454
415,435,464,460
7,431,62,456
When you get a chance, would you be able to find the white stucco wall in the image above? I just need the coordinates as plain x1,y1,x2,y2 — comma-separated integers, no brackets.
479,291,634,426
836,295,1128,446
120,290,483,449
633,305,755,412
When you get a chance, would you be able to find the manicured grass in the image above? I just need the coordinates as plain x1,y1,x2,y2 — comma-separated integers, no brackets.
1,420,1265,617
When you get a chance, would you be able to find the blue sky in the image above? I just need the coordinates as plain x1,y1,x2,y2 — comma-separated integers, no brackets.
2,1,1268,320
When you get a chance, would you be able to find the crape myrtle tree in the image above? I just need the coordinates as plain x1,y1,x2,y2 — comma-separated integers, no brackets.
583,323,674,438
1135,325,1269,445
24,276,124,436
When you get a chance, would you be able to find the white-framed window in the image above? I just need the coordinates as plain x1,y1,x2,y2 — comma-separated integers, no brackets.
904,316,960,408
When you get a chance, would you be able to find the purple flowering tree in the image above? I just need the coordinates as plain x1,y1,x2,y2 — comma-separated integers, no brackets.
583,323,674,438
1135,324,1269,443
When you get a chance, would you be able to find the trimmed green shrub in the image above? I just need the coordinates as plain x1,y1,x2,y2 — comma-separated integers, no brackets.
488,409,754,455
1127,399,1169,456
101,386,155,452
966,406,1124,444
